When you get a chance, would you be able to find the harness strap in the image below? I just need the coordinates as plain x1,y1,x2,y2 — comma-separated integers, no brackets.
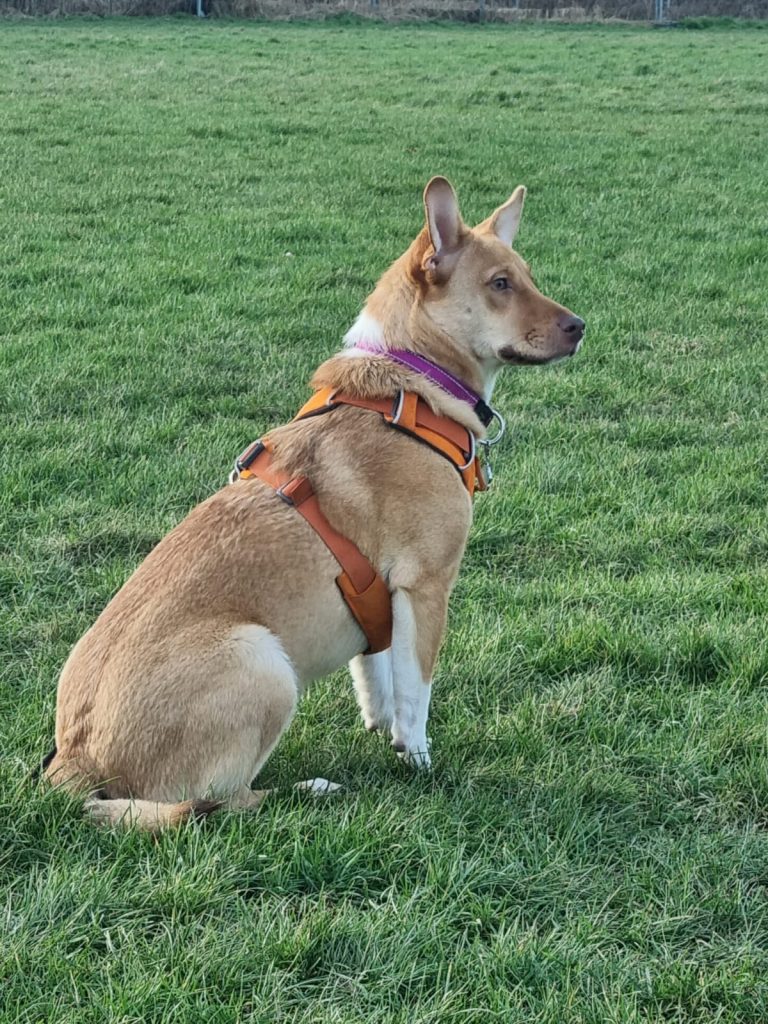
294,388,487,496
231,387,487,655
237,441,392,654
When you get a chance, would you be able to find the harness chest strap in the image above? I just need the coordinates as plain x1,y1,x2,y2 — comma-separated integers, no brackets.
236,440,392,654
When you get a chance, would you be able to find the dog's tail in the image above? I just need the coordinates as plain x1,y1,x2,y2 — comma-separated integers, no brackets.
43,748,222,832
28,744,59,784
83,795,222,832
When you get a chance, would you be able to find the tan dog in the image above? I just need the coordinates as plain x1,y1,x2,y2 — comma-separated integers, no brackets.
45,177,584,830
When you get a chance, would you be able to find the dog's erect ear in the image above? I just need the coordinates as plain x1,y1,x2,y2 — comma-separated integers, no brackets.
477,185,526,247
423,177,464,272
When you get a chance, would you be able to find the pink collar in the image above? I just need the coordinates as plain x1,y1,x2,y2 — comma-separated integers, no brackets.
352,342,494,428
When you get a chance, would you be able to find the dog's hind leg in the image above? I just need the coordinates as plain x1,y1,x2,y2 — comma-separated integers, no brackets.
74,624,299,830
350,650,394,733
182,623,299,802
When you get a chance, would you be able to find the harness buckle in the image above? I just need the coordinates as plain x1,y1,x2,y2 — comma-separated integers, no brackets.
230,439,266,484
275,476,314,508
237,439,266,472
275,485,295,506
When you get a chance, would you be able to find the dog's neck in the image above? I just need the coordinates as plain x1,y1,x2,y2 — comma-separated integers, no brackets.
311,336,489,441
311,233,498,436
347,231,497,400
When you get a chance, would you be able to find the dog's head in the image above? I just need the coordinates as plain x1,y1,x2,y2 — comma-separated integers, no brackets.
410,177,584,373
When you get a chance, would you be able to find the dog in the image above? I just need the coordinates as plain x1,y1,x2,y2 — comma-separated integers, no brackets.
44,176,584,830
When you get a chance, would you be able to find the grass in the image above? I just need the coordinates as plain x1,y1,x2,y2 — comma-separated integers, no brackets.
2,17,768,1023
678,17,768,29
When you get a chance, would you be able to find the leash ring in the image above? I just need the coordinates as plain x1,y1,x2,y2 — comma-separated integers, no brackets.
481,408,506,448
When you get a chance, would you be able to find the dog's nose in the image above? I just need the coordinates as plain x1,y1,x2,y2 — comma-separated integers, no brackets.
559,314,585,342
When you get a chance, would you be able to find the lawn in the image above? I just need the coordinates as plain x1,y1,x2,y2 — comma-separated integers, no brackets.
1,17,768,1023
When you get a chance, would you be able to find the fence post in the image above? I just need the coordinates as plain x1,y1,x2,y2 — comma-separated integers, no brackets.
654,0,669,23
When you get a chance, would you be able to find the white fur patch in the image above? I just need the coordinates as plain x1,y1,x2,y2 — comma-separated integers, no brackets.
350,650,394,732
294,778,342,796
390,590,432,770
343,310,384,350
481,364,501,402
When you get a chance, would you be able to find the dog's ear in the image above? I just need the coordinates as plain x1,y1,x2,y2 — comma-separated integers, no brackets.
423,177,464,274
477,185,526,247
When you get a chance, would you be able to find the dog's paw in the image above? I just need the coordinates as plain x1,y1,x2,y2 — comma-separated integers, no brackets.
394,746,432,771
294,778,342,797
363,714,394,734
360,700,394,735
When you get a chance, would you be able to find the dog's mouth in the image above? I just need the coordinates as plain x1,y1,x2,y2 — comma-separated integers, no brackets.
498,347,568,366
498,340,582,366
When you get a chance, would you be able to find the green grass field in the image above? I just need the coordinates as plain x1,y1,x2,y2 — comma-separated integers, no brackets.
2,18,768,1023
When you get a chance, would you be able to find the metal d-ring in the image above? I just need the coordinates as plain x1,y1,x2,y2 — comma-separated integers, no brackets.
457,431,477,472
480,408,506,448
390,388,405,426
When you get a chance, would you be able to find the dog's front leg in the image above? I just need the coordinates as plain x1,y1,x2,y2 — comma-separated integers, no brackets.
350,649,394,733
389,588,448,770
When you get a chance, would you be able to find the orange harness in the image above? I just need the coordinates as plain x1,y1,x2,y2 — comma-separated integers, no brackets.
231,387,487,654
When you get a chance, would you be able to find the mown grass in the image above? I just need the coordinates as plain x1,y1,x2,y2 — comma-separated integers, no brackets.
2,18,768,1023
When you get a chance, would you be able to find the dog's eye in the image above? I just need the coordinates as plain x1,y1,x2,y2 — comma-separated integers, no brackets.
491,276,510,292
